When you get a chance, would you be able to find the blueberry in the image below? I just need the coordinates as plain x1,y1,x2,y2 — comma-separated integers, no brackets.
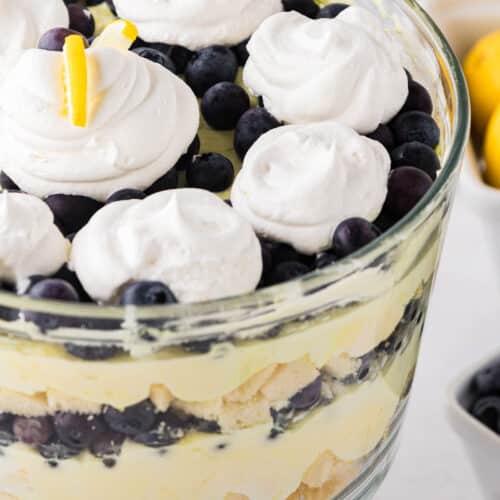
130,36,148,50
0,172,20,191
106,189,147,204
132,47,177,73
24,275,46,294
332,218,381,258
192,418,221,434
68,5,95,38
471,365,500,397
317,3,349,18
13,417,53,446
0,414,16,446
176,135,201,171
143,42,171,57
384,167,433,220
315,252,337,269
181,339,216,354
185,45,238,97
391,142,440,180
373,211,397,232
282,0,319,18
90,431,125,459
52,265,91,302
64,343,123,361
45,194,103,236
38,439,81,461
38,28,88,52
54,413,105,450
290,378,322,410
167,45,194,74
86,0,115,10
103,400,156,437
133,410,186,448
186,153,234,192
145,168,178,195
391,111,440,148
470,396,500,433
269,261,310,285
260,240,273,277
234,108,281,159
402,81,433,115
366,124,395,152
202,83,250,131
232,39,250,65
266,241,315,268
25,279,80,331
119,281,178,306
27,278,79,302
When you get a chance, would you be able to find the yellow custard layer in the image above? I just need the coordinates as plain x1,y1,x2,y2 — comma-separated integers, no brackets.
0,324,419,500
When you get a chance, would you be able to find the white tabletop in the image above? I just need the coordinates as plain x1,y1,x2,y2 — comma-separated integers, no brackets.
376,177,490,499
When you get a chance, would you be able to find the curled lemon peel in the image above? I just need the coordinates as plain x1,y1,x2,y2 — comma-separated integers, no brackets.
63,35,88,128
92,19,138,51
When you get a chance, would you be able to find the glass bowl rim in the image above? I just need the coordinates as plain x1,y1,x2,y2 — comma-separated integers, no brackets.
0,0,470,319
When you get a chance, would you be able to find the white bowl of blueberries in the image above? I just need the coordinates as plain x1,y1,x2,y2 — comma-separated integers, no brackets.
448,354,500,500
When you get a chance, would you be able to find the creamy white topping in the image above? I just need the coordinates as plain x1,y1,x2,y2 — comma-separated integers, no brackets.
0,47,199,202
243,6,409,134
113,0,283,50
71,189,263,303
0,0,68,81
0,192,68,286
231,121,390,254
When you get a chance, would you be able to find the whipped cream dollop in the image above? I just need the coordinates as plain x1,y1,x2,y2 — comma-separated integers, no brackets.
113,0,283,50
0,192,68,286
0,0,68,81
0,47,199,202
243,6,409,134
231,122,390,255
71,189,263,303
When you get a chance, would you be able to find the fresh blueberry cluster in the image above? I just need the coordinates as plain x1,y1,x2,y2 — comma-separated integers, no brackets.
468,362,500,436
0,1,442,344
0,400,216,467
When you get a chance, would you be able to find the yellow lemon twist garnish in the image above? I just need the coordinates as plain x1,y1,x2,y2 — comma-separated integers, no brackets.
63,35,88,128
92,19,138,51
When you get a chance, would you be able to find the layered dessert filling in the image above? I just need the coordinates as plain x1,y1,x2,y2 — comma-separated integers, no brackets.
0,288,425,499
0,0,449,499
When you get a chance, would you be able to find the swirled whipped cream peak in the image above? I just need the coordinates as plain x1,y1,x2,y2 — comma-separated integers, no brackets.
0,45,199,202
243,5,409,134
113,0,283,50
70,189,263,303
0,192,69,286
231,121,390,255
0,0,68,80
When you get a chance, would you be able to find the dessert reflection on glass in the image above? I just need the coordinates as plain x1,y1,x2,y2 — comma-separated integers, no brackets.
0,0,468,499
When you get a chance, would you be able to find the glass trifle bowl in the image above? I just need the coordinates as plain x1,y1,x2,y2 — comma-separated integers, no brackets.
0,0,468,499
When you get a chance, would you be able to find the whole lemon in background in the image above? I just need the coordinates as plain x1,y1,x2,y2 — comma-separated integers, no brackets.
464,30,500,136
484,105,500,188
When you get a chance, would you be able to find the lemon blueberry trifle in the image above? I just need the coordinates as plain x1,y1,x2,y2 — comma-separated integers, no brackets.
0,0,450,499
